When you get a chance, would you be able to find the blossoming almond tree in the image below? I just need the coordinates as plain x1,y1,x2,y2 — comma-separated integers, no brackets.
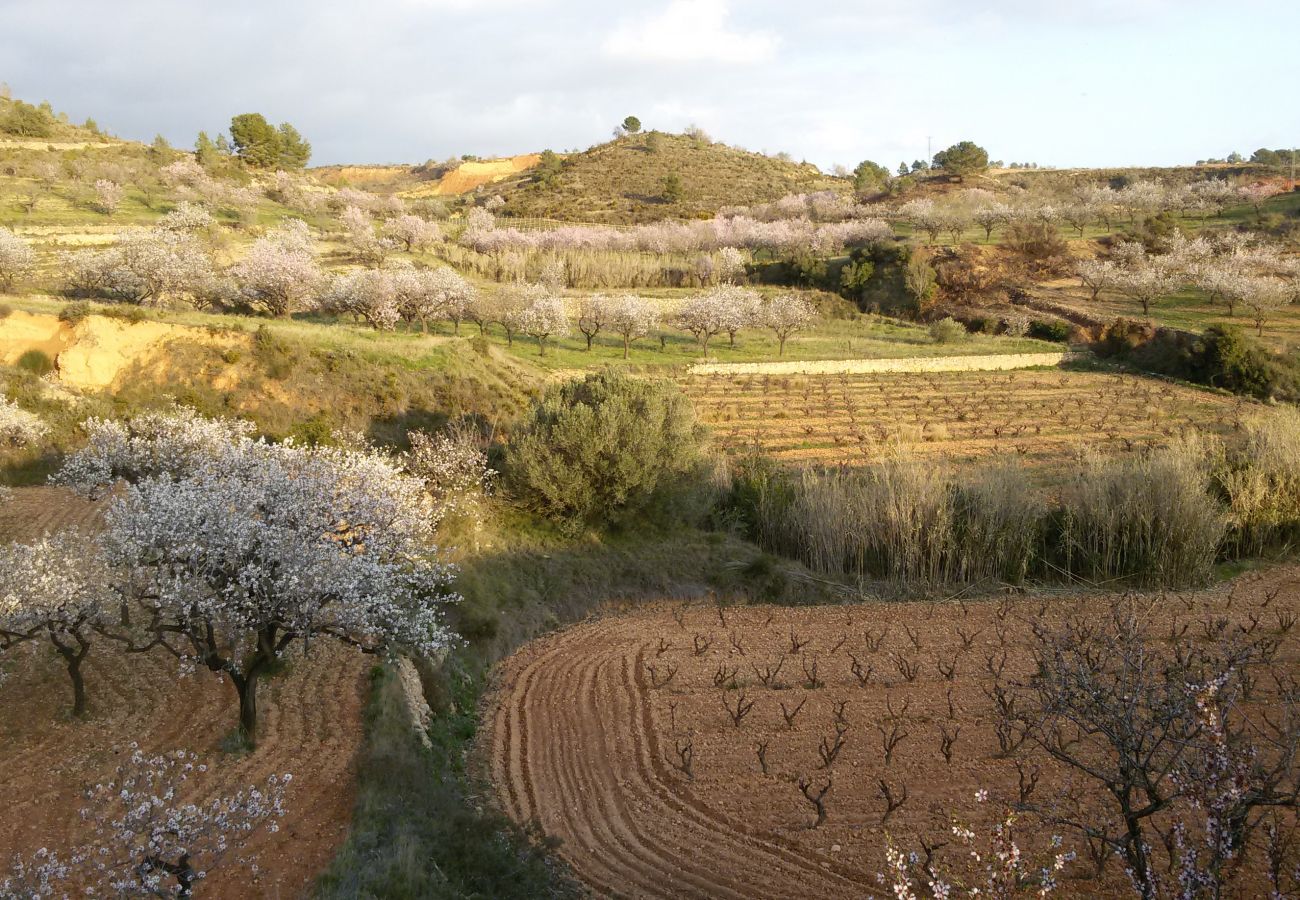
79,746,288,898
0,225,35,291
0,531,109,716
230,219,322,317
519,292,570,356
58,411,460,743
605,293,660,359
761,293,815,356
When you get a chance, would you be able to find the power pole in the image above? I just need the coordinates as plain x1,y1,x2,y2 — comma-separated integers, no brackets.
1292,146,1296,192
927,135,932,164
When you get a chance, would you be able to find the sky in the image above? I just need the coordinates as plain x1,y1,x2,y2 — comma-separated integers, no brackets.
1,0,1296,171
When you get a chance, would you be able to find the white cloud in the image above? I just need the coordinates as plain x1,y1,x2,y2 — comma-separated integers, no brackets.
602,0,777,64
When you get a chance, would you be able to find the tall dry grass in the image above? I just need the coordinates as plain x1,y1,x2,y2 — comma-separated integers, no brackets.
1057,437,1226,587
1220,407,1300,556
742,437,1237,590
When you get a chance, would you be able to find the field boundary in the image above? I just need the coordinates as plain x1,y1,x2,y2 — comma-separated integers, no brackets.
687,350,1085,376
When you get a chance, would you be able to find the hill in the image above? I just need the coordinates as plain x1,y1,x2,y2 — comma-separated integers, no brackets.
493,132,849,223
0,94,119,148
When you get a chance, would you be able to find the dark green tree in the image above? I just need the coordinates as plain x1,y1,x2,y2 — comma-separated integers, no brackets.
898,161,910,176
535,149,563,187
195,131,218,167
229,113,281,167
931,141,989,180
276,122,312,169
661,172,683,203
622,115,641,134
852,159,890,194
1,101,52,138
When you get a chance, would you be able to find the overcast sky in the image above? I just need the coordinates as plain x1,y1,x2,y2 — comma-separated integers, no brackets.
2,0,1295,171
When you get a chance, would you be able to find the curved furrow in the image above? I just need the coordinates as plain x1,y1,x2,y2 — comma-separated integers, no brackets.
619,649,867,897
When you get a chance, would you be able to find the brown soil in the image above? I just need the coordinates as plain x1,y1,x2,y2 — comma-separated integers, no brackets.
0,487,366,898
484,571,1300,898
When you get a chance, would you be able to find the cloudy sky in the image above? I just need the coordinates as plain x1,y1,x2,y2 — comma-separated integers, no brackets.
2,0,1295,170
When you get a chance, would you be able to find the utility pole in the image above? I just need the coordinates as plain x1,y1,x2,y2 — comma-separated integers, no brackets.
927,135,932,165
1292,146,1296,192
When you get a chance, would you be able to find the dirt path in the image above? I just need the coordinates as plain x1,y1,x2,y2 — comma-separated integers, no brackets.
0,486,366,899
484,574,1300,899
687,351,1082,376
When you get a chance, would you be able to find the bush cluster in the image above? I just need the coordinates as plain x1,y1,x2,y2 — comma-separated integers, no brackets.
505,371,712,532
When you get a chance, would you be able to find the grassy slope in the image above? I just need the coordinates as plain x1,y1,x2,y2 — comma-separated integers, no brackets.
496,132,848,224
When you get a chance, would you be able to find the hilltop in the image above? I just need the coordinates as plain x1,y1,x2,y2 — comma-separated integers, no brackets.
491,132,848,223
0,94,120,148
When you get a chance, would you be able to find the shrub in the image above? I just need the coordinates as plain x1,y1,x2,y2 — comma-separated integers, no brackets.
928,316,967,344
57,301,93,325
15,349,53,377
506,371,706,531
1027,319,1071,342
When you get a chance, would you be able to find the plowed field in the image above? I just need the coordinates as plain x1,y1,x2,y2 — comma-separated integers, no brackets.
486,571,1300,898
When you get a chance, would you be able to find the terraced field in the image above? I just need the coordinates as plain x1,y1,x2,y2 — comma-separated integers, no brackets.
682,368,1242,468
0,487,367,898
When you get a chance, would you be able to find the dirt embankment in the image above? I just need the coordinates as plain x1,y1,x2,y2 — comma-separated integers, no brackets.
0,309,246,390
409,154,541,197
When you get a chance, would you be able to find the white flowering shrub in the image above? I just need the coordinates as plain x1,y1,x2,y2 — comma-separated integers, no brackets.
0,397,48,448
0,530,109,716
56,407,255,490
0,226,35,291
405,425,497,532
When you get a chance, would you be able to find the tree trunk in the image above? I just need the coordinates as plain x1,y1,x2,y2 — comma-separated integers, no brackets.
420,317,428,334
50,631,90,717
778,335,787,356
622,335,631,359
537,335,546,356
584,333,594,350
233,670,260,741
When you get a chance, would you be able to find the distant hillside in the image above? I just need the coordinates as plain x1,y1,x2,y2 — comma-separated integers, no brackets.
0,95,119,148
313,155,542,198
493,132,848,224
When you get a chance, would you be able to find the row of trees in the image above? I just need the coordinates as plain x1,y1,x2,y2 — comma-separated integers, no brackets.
1079,232,1299,331
897,179,1282,246
459,208,894,255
